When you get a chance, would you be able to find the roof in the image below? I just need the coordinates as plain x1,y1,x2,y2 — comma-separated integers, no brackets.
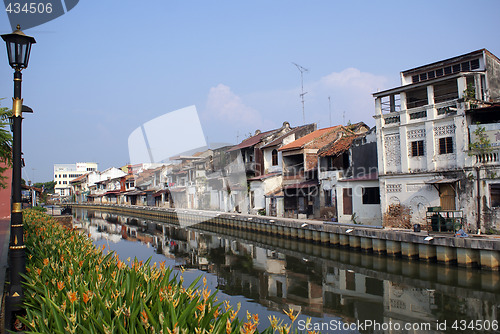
69,173,89,184
283,180,318,189
247,172,281,181
265,187,283,197
261,124,314,149
425,177,461,184
318,134,360,157
279,126,342,152
401,49,497,75
228,130,275,152
123,189,146,196
338,171,378,182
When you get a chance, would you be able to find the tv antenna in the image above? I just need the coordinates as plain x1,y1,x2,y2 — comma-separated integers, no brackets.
292,62,308,124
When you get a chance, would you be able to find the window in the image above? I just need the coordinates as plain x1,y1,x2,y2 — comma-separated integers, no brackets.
411,140,424,156
324,189,332,207
362,187,380,204
439,137,453,154
491,184,500,207
271,149,278,166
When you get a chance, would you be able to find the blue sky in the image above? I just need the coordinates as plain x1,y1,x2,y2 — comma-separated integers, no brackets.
1,0,500,182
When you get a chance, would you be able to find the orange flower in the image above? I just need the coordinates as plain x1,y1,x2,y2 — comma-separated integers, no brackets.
284,307,299,322
140,310,148,325
43,258,49,266
195,303,204,313
82,291,91,304
67,291,77,303
57,281,64,291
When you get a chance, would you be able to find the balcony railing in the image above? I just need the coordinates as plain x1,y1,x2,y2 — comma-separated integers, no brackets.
475,151,499,164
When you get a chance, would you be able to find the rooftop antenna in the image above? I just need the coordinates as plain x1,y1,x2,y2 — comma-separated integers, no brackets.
343,111,346,125
328,96,332,127
292,62,308,124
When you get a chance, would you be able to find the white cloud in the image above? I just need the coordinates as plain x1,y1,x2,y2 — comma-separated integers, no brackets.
201,69,391,143
204,84,264,128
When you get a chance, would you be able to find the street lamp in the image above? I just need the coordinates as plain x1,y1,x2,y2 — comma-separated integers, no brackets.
1,24,35,331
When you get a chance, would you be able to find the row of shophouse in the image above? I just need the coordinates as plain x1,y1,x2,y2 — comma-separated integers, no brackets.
65,49,500,231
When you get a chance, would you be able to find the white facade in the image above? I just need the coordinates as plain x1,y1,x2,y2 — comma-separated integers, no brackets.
54,162,98,197
374,49,500,230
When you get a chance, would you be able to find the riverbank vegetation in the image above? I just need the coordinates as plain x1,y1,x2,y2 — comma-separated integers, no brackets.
19,209,306,333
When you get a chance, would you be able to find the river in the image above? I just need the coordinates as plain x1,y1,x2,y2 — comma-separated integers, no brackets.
72,208,499,333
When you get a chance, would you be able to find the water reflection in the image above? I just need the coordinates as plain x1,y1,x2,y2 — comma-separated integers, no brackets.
73,208,499,333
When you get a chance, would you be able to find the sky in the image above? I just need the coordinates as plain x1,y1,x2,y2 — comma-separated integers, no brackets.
1,0,500,182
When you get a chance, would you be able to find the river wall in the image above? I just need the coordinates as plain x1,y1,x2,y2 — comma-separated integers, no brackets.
69,204,500,270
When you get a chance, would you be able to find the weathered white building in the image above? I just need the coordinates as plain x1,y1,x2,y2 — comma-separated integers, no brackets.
54,162,98,197
373,49,500,231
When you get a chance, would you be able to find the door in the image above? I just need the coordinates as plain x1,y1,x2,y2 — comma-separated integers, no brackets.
343,188,353,215
439,184,456,210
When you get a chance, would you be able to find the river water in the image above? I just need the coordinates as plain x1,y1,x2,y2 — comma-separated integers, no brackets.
72,208,499,333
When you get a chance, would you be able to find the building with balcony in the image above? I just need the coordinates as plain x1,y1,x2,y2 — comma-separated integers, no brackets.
54,162,98,198
373,49,500,230
279,124,368,219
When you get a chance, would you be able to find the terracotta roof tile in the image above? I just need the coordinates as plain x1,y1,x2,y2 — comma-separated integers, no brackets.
279,126,342,151
317,135,360,157
69,173,89,184
228,130,275,152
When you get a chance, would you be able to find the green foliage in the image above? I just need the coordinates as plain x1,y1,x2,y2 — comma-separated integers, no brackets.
31,206,47,213
20,209,305,334
463,83,476,101
34,180,56,194
0,99,12,189
469,124,492,156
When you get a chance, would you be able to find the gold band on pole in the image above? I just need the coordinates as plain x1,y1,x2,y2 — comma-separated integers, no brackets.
11,224,23,228
9,245,26,250
12,202,22,213
12,98,23,117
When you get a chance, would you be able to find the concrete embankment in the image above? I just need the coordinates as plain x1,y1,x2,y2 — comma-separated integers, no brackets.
69,203,500,270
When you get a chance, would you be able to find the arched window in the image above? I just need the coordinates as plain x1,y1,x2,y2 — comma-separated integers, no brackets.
272,149,278,166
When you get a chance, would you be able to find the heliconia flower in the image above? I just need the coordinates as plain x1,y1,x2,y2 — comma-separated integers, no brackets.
43,258,49,266
67,291,77,303
57,281,64,291
83,291,91,304
284,307,300,322
140,310,148,325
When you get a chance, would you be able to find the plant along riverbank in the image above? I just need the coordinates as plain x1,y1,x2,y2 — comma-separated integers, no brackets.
18,209,305,334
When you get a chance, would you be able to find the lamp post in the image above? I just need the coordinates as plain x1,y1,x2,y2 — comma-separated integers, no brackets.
1,24,35,331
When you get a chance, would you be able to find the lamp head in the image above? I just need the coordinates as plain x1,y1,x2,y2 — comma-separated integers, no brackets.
1,25,36,70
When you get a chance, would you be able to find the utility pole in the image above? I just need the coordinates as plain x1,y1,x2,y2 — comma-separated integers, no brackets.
292,62,308,124
328,96,332,127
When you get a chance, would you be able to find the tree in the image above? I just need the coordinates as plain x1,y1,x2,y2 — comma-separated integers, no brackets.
469,123,492,156
0,99,12,189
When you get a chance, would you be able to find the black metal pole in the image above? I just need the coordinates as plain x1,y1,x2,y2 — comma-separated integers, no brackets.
5,69,26,331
